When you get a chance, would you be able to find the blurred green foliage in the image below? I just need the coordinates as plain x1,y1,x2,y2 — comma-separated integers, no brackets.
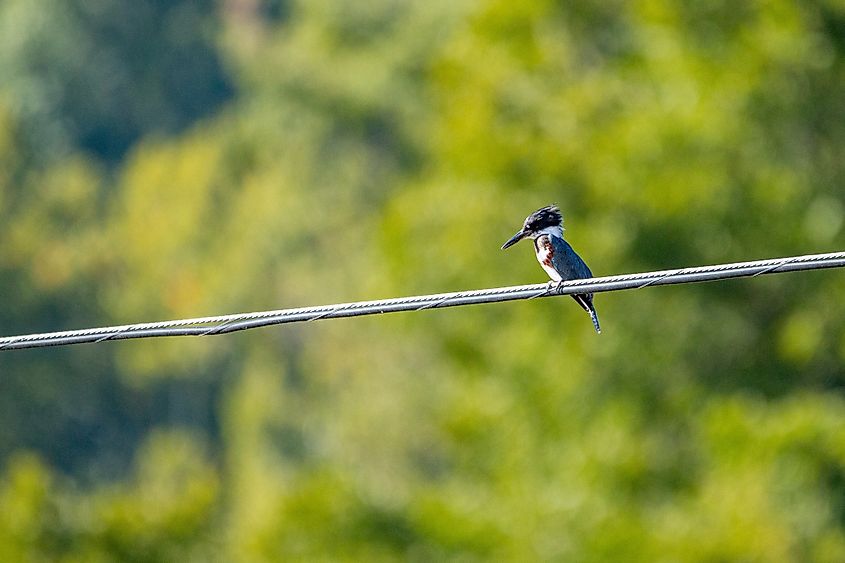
1,0,845,560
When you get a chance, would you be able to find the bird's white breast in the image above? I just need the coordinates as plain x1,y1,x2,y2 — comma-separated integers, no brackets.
540,261,562,282
535,235,562,281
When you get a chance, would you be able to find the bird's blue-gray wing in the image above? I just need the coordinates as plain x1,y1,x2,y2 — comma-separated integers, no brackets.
550,237,593,281
551,237,601,333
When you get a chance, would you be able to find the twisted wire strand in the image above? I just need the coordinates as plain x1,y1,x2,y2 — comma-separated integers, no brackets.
2,251,844,351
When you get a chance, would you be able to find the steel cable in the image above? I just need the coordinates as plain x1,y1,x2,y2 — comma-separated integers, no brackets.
1,251,844,351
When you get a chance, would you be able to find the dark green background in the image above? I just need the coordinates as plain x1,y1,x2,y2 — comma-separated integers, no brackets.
1,0,845,560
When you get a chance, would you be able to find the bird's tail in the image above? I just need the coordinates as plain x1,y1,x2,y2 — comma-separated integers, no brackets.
572,294,602,334
588,307,601,334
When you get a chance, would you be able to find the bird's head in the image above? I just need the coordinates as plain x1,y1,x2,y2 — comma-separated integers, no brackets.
501,205,563,249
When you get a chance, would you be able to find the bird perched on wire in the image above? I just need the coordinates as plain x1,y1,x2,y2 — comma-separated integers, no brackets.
501,205,601,333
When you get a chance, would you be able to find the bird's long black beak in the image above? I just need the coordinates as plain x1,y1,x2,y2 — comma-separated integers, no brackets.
501,229,527,250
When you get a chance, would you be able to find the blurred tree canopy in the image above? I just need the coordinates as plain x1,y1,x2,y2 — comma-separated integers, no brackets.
0,0,232,163
1,0,845,560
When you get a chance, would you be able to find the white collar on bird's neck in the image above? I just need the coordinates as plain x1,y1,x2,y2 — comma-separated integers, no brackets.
536,225,564,240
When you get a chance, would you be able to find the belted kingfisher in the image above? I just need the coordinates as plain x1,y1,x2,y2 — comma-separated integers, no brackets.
501,205,601,333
